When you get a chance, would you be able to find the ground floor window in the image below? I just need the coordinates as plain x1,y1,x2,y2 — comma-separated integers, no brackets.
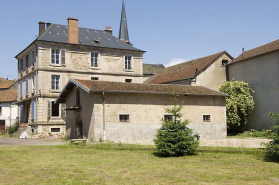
119,114,129,122
203,115,211,122
48,101,60,117
125,79,132,83
164,115,173,121
51,128,60,132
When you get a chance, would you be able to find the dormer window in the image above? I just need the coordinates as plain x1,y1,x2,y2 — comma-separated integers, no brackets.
221,60,228,66
93,40,100,44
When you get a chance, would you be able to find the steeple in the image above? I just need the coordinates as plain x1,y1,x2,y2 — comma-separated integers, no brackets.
119,0,130,43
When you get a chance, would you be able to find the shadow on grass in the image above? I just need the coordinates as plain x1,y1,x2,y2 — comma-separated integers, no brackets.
263,155,279,163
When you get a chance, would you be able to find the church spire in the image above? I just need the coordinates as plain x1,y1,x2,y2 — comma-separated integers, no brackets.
119,0,130,43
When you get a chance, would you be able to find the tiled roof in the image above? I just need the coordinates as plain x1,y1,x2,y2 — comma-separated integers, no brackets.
0,80,15,89
144,51,233,84
37,24,143,52
231,39,279,64
0,89,17,102
143,64,165,75
56,79,228,103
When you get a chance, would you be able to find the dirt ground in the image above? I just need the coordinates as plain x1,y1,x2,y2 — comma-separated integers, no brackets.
0,137,65,146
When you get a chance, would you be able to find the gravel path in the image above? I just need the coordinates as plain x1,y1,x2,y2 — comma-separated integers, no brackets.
200,138,271,148
0,137,65,146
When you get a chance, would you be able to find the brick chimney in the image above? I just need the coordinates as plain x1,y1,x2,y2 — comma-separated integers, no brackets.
105,26,113,35
67,17,79,44
39,21,45,36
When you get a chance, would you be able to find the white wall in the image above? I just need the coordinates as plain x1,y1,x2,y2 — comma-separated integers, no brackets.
0,102,18,129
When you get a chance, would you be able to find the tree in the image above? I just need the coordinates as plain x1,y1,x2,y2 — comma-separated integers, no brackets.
153,92,199,156
266,112,279,159
219,80,255,132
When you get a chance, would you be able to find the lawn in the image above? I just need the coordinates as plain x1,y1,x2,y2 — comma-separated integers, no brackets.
0,143,278,185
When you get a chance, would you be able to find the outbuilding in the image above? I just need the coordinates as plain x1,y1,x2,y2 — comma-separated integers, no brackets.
56,79,228,144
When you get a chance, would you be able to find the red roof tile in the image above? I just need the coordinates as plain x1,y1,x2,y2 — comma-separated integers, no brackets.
144,51,233,84
0,89,17,102
0,80,15,89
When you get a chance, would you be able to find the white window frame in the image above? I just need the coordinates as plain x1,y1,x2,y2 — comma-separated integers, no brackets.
91,53,99,67
203,114,211,122
51,49,60,65
51,75,60,90
124,56,132,70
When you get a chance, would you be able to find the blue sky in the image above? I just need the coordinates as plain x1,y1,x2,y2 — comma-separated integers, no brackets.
0,0,279,79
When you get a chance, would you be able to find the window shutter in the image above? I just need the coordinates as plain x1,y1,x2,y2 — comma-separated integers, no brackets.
61,103,66,120
20,81,23,97
47,101,52,118
61,49,66,65
20,105,23,121
26,78,29,94
31,101,35,119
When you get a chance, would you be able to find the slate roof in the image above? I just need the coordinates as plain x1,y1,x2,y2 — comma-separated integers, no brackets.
144,51,233,84
56,79,228,103
230,39,279,64
0,89,17,102
37,24,143,52
143,64,165,75
0,80,16,89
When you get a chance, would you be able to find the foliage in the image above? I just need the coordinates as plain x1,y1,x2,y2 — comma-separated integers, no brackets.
153,91,199,156
266,112,279,159
7,123,19,137
229,129,275,138
219,80,255,131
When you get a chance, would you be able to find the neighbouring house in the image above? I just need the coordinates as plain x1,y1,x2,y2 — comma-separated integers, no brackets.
0,79,17,91
56,79,228,143
14,1,145,134
227,39,279,130
144,51,234,90
143,63,165,81
0,88,18,131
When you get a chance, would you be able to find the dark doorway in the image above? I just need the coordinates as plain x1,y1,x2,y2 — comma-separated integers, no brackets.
75,115,83,139
0,120,5,131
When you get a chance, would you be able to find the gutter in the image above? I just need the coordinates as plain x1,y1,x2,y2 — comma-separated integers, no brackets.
102,92,106,141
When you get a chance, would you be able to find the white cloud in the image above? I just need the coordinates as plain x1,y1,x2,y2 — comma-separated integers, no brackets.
165,56,199,67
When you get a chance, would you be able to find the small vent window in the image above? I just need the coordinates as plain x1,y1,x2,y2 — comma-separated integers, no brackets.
51,128,60,132
119,114,129,122
93,40,100,44
164,115,173,121
125,79,132,83
91,77,99,81
203,115,211,122
222,60,228,66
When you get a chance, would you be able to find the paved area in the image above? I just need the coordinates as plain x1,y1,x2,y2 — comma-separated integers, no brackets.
0,137,65,146
200,138,272,148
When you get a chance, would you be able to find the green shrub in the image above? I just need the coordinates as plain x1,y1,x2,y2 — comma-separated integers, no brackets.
153,92,199,156
266,112,279,159
7,123,19,137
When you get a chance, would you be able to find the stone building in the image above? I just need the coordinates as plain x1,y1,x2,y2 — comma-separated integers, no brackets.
15,2,145,133
145,51,233,90
227,39,279,130
56,79,228,143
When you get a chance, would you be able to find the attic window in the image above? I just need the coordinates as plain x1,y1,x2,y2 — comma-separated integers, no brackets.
222,60,228,66
93,40,100,44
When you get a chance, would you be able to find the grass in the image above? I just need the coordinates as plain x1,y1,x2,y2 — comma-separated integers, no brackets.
0,143,279,185
227,130,275,139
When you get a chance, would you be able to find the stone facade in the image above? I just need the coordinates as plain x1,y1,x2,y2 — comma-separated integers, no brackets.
64,86,227,144
16,36,144,134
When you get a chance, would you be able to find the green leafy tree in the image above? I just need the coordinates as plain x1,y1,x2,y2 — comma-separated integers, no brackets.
153,92,199,156
219,80,255,132
266,112,279,159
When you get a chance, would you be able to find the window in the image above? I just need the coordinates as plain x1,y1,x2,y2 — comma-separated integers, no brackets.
51,75,60,90
203,115,211,122
125,79,132,83
26,55,29,68
20,81,23,97
26,78,29,95
20,105,23,121
51,128,60,132
91,53,98,67
51,101,59,117
125,56,132,70
32,51,35,65
222,60,228,66
164,115,173,121
119,114,129,122
20,59,23,71
91,77,99,81
32,77,35,92
31,101,35,119
51,49,60,64
0,106,2,115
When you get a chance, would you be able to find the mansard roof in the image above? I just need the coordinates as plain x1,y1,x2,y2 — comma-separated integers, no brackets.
37,24,143,52
56,79,228,103
229,39,279,65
